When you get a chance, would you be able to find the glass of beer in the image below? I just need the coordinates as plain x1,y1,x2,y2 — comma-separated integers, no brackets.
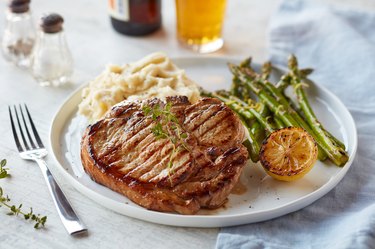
175,0,227,53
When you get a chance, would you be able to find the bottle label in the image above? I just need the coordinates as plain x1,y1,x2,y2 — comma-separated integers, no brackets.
108,0,129,21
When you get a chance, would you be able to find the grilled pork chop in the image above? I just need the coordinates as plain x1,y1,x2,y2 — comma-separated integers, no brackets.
81,96,248,214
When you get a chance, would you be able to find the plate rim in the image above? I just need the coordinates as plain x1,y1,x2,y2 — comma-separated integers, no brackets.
49,56,358,227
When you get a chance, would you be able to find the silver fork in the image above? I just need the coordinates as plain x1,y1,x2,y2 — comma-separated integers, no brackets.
9,104,87,235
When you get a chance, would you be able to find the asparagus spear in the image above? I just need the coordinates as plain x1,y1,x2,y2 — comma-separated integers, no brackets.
261,61,272,80
250,121,265,145
273,116,285,129
278,72,346,150
223,93,276,134
229,63,330,161
256,62,328,160
229,64,301,127
244,61,317,133
230,77,242,98
287,54,349,166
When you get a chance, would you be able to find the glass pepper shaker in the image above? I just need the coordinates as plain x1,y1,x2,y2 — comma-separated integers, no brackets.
1,0,36,68
30,13,73,87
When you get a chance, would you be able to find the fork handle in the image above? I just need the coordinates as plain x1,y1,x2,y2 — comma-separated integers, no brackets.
36,158,87,235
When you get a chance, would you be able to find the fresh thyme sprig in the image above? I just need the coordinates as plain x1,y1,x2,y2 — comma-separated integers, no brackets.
0,159,47,229
142,102,190,175
0,159,10,179
0,187,47,229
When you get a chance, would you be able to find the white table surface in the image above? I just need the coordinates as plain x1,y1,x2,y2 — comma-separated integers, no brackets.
0,0,374,248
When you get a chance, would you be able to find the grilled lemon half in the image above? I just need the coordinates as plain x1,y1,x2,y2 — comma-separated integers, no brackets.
260,127,318,182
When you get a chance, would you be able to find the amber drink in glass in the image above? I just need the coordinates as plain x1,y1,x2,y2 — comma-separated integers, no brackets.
175,0,226,53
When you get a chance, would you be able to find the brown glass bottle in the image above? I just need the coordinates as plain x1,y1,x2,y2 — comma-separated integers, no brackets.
108,0,161,36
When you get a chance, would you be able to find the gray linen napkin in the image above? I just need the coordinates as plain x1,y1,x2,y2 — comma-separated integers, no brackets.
216,1,375,248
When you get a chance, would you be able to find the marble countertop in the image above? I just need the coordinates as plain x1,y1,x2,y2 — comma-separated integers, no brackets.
0,0,374,248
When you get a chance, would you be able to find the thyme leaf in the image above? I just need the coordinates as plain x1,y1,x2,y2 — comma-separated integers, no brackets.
0,159,10,179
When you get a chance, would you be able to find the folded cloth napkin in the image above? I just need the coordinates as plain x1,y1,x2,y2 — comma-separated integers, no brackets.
216,1,375,248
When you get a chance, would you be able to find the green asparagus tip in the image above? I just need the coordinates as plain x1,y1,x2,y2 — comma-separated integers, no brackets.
261,61,272,79
216,89,231,98
262,61,272,70
199,87,212,97
227,63,237,73
239,58,252,68
288,54,298,69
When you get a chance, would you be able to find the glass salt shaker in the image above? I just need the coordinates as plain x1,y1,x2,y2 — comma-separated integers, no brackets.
30,13,73,87
1,0,36,68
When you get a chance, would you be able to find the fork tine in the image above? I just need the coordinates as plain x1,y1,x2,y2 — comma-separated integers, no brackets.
8,106,24,152
19,104,37,149
24,104,44,148
13,105,30,151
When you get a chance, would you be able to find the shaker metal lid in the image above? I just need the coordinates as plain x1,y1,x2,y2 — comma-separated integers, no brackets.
40,13,64,33
8,0,30,13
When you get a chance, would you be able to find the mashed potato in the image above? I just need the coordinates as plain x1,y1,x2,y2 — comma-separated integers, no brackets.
78,52,201,122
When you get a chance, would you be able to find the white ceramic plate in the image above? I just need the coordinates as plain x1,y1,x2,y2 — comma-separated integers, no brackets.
50,57,357,227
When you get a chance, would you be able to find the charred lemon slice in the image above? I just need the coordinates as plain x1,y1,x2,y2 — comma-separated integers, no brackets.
260,127,318,181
